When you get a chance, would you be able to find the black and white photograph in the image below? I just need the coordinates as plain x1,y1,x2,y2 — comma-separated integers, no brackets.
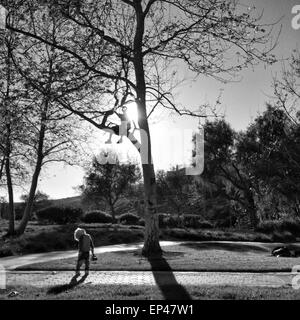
0,0,300,305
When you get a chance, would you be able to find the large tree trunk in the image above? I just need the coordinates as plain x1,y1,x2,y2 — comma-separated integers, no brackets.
141,163,161,255
5,156,15,236
134,1,161,256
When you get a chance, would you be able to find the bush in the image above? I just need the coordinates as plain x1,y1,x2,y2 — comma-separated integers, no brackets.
36,206,83,224
165,215,182,228
158,214,182,228
158,213,170,228
138,218,145,226
15,206,25,221
256,218,300,236
158,213,214,229
281,219,300,235
118,213,140,225
182,215,214,229
197,220,214,229
271,231,296,243
107,229,143,243
0,247,13,257
82,210,113,224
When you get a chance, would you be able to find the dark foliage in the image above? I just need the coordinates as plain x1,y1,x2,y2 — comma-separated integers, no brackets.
118,213,140,225
256,218,300,237
81,210,113,224
36,206,83,224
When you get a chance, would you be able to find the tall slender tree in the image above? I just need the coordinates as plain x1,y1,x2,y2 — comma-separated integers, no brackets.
0,29,28,235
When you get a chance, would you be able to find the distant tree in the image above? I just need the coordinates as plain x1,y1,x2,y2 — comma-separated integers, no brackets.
272,50,300,215
202,119,260,228
156,166,193,216
237,105,300,217
20,190,49,203
20,190,50,215
81,153,141,223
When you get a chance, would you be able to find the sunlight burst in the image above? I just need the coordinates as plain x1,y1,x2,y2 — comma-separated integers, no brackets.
124,102,139,123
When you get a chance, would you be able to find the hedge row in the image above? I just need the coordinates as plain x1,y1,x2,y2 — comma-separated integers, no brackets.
35,206,213,229
158,213,213,229
36,206,83,224
82,211,113,223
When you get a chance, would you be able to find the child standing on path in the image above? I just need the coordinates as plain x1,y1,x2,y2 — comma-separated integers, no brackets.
74,228,96,276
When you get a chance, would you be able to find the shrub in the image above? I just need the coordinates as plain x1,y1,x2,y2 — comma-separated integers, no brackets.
182,215,197,228
157,213,214,229
158,213,170,228
82,210,113,223
118,213,140,225
164,215,182,228
281,219,300,235
256,218,300,236
256,220,280,234
0,247,13,257
197,220,214,229
138,218,145,226
15,206,25,221
271,231,296,243
36,206,83,224
182,215,214,229
107,229,143,243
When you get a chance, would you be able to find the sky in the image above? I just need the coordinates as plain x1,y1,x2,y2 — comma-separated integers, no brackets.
3,0,300,200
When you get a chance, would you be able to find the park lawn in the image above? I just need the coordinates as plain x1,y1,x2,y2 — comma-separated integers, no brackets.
1,283,300,300
0,219,280,258
17,242,300,272
0,222,145,257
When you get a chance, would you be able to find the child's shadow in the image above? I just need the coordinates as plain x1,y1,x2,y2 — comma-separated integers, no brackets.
47,274,88,295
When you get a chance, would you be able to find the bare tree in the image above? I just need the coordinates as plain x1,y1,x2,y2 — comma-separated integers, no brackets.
273,49,300,125
0,30,28,235
3,0,278,254
12,41,86,235
1,16,86,235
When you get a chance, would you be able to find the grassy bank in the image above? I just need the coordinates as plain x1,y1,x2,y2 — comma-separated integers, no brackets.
0,222,144,257
17,242,300,272
0,220,298,258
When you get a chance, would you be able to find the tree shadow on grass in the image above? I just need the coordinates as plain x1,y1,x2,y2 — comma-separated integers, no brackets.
147,252,192,300
47,274,88,295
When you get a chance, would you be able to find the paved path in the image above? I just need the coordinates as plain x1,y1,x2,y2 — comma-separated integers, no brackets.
1,240,284,271
6,270,294,288
0,241,183,270
1,241,299,291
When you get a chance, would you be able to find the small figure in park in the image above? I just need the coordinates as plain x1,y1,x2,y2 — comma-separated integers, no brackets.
74,228,97,277
105,106,133,144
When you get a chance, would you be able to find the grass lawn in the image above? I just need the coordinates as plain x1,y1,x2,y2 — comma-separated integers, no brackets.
17,242,300,272
1,283,300,300
0,221,145,257
0,218,285,258
0,219,298,258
